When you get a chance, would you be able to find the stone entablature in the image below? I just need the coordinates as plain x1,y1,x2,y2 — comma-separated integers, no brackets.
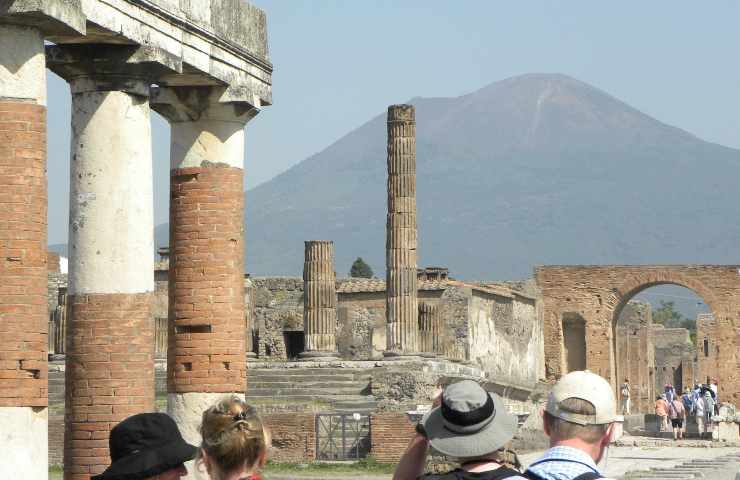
535,265,740,404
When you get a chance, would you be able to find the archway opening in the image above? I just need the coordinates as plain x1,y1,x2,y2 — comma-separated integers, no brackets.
614,284,712,414
562,312,587,373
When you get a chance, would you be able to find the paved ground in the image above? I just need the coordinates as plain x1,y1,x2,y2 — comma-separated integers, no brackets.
263,441,740,480
49,439,740,480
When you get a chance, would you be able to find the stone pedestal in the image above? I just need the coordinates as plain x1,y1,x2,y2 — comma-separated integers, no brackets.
385,104,420,357
300,241,339,360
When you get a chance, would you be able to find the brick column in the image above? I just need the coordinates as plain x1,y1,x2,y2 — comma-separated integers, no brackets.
0,23,49,480
418,302,440,357
300,240,338,359
385,104,419,357
151,87,258,455
61,75,155,479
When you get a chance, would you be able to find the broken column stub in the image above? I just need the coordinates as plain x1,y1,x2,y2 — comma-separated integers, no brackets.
301,240,339,360
418,303,441,357
47,48,157,478
151,86,258,460
385,104,420,357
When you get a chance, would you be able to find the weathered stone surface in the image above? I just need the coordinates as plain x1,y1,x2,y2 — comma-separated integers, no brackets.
302,241,338,356
385,104,419,355
536,265,740,404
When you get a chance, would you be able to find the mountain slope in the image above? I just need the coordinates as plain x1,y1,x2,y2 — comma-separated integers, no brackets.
157,73,740,280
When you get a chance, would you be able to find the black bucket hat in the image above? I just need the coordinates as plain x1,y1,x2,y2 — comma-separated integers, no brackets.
421,380,518,458
91,413,197,480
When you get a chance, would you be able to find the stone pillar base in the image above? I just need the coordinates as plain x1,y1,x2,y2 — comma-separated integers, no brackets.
299,351,339,361
382,351,424,361
168,392,245,479
0,407,47,480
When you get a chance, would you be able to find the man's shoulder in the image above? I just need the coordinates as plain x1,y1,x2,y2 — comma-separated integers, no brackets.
419,467,527,480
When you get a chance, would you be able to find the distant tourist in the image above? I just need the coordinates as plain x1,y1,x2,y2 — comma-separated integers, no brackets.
694,391,707,438
655,395,669,433
196,395,270,480
668,396,686,440
681,387,693,415
620,378,631,415
393,380,525,480
710,378,719,414
92,413,196,480
664,384,676,403
703,390,716,437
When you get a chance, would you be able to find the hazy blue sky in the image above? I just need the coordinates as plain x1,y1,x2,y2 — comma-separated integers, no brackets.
46,1,740,244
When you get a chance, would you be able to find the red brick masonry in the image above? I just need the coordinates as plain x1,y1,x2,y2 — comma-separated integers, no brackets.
369,412,415,463
168,166,246,394
64,293,154,479
0,101,48,407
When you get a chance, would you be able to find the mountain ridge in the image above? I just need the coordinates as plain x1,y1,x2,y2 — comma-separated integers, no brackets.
144,72,739,279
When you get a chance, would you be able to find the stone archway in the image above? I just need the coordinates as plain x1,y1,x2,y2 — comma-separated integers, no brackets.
535,265,740,405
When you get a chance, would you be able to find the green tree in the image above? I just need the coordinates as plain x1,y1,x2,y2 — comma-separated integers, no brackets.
652,300,697,342
350,257,373,278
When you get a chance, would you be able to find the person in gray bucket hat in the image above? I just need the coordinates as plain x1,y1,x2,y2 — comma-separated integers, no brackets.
393,380,528,480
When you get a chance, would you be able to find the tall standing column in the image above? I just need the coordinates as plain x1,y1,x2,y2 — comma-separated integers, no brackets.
62,76,155,479
0,23,49,480
300,240,339,359
152,87,257,454
385,104,419,356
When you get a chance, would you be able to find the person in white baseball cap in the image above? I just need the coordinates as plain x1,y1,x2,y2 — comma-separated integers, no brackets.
523,370,616,480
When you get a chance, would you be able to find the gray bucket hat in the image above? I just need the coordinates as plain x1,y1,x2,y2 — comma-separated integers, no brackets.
421,380,518,458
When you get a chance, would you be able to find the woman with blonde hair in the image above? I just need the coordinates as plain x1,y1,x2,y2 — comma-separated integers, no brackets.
196,395,270,480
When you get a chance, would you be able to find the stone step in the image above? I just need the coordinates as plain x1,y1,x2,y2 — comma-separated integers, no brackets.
248,380,370,390
247,387,366,397
248,372,368,382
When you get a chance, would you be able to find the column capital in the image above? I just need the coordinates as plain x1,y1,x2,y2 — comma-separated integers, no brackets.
150,85,259,124
46,44,181,96
0,0,85,37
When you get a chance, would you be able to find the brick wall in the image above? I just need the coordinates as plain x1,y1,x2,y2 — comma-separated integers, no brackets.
0,101,48,408
65,293,155,479
263,413,316,462
536,265,740,404
369,412,415,463
168,166,246,394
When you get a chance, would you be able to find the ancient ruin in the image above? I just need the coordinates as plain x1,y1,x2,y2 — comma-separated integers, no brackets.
536,265,740,404
301,240,339,359
385,104,420,357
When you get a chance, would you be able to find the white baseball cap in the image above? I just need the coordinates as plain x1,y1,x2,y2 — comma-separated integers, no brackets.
545,370,616,426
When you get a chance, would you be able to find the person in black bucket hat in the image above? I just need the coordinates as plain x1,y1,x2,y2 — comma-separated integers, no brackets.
393,380,528,480
92,412,197,480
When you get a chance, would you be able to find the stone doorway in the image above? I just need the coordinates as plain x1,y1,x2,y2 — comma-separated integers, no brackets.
562,313,587,372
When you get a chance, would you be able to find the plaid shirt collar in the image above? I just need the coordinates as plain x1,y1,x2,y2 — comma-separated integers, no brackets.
526,445,602,480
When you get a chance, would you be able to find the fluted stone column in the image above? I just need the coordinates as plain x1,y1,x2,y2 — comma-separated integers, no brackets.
418,302,441,357
151,87,258,473
385,105,419,357
300,241,338,360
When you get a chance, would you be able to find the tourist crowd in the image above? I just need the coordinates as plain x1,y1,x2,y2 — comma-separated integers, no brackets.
93,369,637,480
653,379,719,440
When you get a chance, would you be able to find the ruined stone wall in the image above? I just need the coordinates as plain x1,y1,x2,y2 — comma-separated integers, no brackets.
652,325,696,393
252,277,304,360
535,265,740,403
262,413,316,462
440,285,469,361
696,313,716,385
467,290,541,388
616,301,654,412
